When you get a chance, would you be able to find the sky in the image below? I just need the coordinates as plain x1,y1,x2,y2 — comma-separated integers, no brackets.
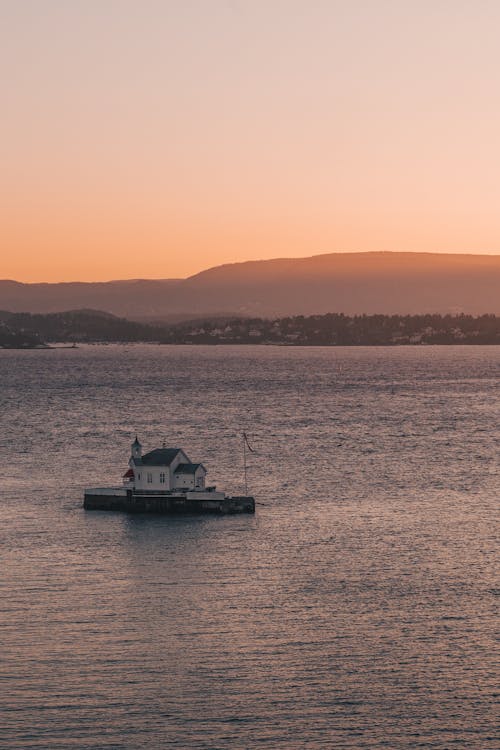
1,0,500,282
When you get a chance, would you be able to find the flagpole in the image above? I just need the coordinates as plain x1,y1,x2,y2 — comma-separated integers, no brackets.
243,432,248,495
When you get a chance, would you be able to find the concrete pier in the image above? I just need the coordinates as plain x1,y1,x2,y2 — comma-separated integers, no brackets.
83,487,255,515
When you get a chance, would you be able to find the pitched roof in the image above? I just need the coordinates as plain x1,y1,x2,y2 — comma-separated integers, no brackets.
174,462,205,475
138,448,183,466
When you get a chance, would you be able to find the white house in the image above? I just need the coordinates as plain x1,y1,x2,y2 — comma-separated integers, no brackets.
124,436,207,492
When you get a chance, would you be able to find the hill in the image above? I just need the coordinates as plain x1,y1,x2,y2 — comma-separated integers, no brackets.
0,310,163,345
1,252,500,317
2,309,499,348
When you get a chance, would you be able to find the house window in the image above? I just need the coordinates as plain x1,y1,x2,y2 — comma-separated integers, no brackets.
159,472,166,484
137,473,141,480
147,472,153,484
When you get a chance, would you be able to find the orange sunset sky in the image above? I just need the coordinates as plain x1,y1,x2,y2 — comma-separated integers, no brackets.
2,1,500,282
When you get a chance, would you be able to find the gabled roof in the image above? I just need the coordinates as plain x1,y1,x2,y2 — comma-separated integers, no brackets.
137,448,183,466
174,462,206,475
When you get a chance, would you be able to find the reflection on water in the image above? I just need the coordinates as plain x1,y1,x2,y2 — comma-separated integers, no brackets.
1,345,498,748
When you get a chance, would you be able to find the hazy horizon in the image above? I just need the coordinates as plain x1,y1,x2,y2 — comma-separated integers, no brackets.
3,248,500,285
3,251,500,318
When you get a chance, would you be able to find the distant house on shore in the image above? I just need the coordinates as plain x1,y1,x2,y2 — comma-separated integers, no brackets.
124,436,207,492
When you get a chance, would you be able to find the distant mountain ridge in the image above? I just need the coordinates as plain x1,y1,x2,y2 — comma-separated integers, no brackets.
1,252,500,317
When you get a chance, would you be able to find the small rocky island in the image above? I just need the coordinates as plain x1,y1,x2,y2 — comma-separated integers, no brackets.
84,437,255,515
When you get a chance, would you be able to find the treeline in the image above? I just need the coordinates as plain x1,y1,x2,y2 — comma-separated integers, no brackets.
1,309,500,348
0,326,44,349
0,310,160,347
164,313,500,345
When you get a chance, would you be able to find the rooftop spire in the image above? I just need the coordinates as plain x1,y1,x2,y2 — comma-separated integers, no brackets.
131,435,142,460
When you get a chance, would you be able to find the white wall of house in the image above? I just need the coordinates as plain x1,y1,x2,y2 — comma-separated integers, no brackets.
195,466,206,488
173,466,206,490
173,472,195,490
131,449,191,491
135,467,169,491
167,451,188,483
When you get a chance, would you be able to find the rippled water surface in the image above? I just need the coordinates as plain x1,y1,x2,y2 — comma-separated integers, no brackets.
1,345,498,749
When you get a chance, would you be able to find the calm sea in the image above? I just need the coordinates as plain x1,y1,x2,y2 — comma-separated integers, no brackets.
1,345,498,749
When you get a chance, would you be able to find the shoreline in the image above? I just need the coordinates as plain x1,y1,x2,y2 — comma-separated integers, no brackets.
2,340,500,350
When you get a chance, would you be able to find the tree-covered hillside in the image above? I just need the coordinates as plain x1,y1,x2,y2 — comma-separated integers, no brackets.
1,309,500,347
163,313,500,345
0,309,161,346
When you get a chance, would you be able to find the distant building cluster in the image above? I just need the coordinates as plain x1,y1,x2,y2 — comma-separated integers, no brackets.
164,313,500,346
